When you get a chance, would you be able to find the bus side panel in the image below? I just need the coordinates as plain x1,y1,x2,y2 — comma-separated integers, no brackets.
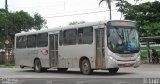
27,47,50,68
58,44,95,69
38,47,50,68
14,49,29,66
58,46,69,68
27,48,38,67
73,44,95,68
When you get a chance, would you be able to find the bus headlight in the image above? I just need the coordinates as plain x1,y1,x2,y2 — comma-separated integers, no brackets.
136,56,141,61
134,56,141,68
109,56,116,61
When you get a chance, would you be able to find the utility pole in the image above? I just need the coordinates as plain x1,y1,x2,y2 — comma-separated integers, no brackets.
64,0,66,10
5,0,9,64
5,0,8,38
5,0,8,11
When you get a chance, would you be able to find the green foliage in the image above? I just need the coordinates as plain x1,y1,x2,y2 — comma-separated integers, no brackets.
0,9,47,49
34,13,47,30
157,51,160,57
140,50,160,58
7,10,34,40
0,63,15,68
0,9,6,48
143,23,160,36
140,50,148,58
0,39,4,48
4,63,15,66
116,1,160,37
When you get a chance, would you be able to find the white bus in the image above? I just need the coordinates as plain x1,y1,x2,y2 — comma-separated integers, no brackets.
14,20,141,75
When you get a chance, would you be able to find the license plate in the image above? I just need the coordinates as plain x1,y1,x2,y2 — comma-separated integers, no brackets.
123,63,131,67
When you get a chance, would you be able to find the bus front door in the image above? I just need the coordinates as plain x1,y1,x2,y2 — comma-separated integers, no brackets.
95,28,105,69
49,34,58,67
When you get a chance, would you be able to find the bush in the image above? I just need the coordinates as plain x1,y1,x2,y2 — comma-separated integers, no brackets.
140,50,148,58
140,50,160,58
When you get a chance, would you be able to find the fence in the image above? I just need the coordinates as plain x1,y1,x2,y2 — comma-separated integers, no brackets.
0,52,15,65
0,52,5,64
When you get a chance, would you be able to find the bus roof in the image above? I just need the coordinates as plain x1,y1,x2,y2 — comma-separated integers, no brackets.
15,20,135,36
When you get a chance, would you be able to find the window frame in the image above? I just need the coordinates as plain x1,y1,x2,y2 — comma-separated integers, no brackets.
63,29,77,45
59,30,63,46
16,35,27,49
27,34,37,48
78,26,93,44
37,33,48,47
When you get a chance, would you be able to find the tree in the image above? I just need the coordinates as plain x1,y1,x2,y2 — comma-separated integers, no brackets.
0,9,8,48
143,23,160,36
99,0,122,20
99,0,112,20
116,0,133,19
116,1,160,36
0,9,47,48
34,13,47,30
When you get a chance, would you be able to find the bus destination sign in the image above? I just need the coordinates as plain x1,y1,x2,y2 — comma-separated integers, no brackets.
110,21,136,27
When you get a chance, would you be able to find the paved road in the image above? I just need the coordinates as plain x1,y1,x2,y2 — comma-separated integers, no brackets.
0,64,160,84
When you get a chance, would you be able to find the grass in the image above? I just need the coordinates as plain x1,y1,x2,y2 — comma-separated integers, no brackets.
0,63,15,68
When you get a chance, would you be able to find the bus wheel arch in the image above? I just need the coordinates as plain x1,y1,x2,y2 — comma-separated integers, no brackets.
79,56,93,75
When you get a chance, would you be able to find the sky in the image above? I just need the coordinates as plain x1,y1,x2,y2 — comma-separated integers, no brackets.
0,0,157,29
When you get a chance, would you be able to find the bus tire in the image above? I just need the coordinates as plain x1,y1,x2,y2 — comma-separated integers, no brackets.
108,68,119,74
80,59,93,75
57,68,68,72
34,59,42,73
20,65,25,69
42,68,48,72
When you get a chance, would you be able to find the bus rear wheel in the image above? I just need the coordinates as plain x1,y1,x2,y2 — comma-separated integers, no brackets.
42,68,48,72
80,59,93,75
34,59,42,73
20,65,25,69
108,68,119,74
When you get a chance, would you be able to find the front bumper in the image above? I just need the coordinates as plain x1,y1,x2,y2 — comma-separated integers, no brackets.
107,56,141,68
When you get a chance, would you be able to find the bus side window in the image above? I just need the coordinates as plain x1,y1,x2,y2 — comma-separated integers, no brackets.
37,33,48,47
27,35,36,48
63,29,77,45
78,27,93,44
16,36,26,48
59,30,63,46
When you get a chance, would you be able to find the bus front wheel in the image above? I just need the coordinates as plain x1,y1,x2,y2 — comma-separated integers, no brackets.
34,59,42,73
108,68,119,74
80,59,93,75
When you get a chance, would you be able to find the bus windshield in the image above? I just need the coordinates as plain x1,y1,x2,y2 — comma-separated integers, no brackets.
107,26,139,54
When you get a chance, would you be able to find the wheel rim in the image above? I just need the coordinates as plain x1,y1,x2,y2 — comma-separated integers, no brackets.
83,62,89,73
35,61,40,71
